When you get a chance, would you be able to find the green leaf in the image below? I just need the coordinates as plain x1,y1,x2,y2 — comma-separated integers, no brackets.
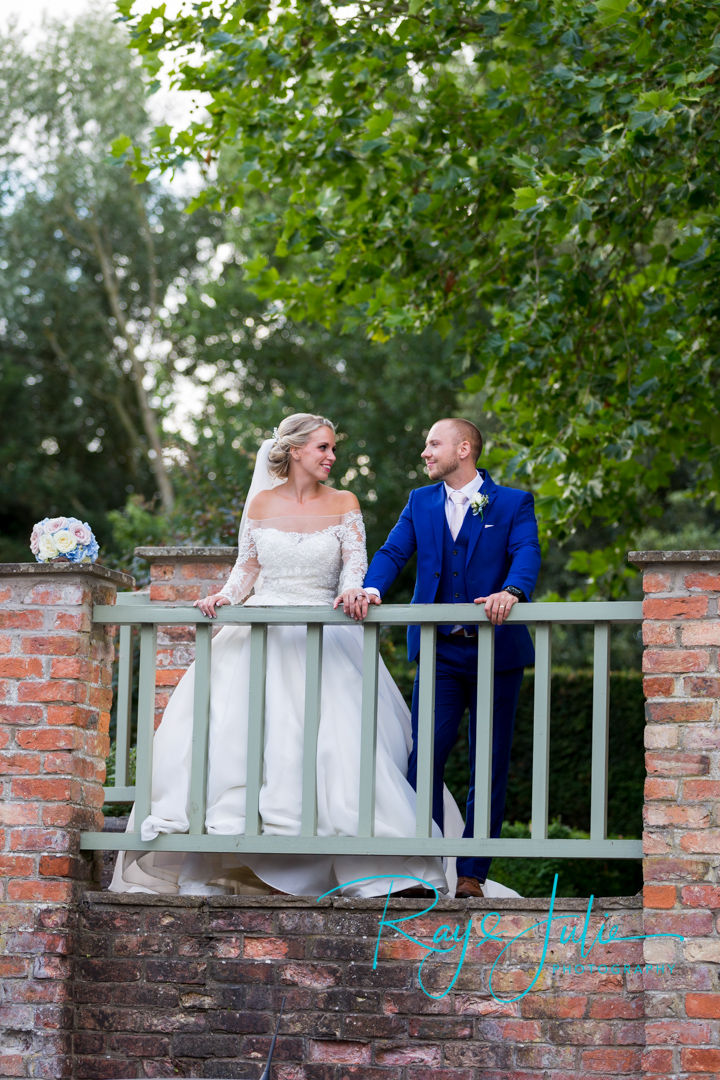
110,135,132,158
637,89,678,112
434,315,452,339
408,0,425,15
364,109,394,138
571,198,593,223
359,138,391,155
244,253,269,278
512,187,540,211
593,0,631,27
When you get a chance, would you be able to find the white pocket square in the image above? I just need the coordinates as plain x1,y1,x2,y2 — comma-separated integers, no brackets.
484,524,495,529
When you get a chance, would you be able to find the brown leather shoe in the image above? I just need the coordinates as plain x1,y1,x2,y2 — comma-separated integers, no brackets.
455,876,486,899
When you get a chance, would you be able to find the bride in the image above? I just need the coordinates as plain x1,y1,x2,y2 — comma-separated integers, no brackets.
110,413,450,897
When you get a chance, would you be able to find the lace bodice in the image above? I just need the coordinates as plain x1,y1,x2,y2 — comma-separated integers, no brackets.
219,510,368,606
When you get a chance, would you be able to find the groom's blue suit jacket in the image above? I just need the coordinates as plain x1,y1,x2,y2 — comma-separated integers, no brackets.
364,470,541,671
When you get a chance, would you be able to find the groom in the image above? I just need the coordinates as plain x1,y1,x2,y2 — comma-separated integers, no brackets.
358,418,541,897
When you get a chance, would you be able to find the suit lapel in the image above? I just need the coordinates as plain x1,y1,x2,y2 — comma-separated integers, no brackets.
430,483,446,562
466,470,499,565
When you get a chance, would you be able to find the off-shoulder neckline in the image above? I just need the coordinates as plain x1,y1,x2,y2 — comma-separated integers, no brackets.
247,509,362,523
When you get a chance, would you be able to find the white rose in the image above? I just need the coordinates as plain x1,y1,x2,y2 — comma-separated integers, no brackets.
54,530,78,554
38,534,59,560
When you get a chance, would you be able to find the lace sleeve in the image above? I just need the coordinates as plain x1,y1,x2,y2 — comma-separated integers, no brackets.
219,525,261,605
338,509,368,593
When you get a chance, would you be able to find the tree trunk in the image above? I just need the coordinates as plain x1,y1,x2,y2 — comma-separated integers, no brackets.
86,219,175,513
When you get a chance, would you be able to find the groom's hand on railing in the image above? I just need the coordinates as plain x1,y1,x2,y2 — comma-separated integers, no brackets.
334,589,381,621
194,593,231,618
474,590,518,626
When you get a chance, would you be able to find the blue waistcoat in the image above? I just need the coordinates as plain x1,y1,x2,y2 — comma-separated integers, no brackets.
436,511,474,635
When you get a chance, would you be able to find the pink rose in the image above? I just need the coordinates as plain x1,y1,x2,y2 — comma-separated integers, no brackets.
47,517,69,533
69,521,92,546
30,524,44,555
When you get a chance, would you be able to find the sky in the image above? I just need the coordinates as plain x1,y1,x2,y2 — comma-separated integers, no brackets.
1,0,198,132
1,0,111,36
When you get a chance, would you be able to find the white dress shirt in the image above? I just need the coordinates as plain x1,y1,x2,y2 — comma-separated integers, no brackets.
444,471,484,537
364,472,484,599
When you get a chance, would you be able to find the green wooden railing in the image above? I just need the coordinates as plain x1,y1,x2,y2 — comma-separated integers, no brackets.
81,598,644,860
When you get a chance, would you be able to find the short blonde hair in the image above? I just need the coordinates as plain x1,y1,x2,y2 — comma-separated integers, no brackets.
267,413,336,479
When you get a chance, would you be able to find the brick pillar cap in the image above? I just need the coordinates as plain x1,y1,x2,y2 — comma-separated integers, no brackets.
0,561,134,587
628,550,720,565
135,546,238,560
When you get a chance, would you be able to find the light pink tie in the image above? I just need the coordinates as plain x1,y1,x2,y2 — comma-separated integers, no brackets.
449,490,468,540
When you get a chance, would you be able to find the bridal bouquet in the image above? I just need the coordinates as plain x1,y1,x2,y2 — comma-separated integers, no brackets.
30,517,99,564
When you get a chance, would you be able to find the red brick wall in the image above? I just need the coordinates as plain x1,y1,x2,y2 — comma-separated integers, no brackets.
73,891,645,1080
0,563,130,1080
134,547,236,727
634,553,720,1080
3,550,719,1079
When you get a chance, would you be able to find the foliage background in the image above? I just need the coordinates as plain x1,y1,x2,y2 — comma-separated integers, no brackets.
115,0,720,593
3,4,720,896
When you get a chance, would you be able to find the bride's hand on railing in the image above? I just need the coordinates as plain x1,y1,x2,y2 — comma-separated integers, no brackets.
194,593,231,619
334,589,381,621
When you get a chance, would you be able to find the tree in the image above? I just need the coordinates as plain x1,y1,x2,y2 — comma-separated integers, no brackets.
118,0,720,583
0,11,221,557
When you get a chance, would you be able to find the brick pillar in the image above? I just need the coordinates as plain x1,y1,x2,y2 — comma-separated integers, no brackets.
135,546,237,726
0,561,132,1080
630,550,720,1080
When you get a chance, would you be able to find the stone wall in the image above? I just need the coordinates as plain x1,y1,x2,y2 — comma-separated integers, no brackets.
74,891,645,1080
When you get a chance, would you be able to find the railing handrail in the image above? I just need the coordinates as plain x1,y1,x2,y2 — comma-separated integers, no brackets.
88,598,644,864
97,599,644,625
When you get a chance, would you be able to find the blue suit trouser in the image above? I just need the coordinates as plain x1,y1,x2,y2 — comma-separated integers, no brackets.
407,634,524,882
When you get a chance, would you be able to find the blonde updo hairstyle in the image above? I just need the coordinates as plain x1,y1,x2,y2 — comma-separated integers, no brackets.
267,413,336,480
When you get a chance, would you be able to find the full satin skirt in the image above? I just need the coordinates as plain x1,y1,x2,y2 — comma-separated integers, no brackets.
110,616,449,897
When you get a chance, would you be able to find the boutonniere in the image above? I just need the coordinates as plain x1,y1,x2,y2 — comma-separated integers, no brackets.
469,493,490,520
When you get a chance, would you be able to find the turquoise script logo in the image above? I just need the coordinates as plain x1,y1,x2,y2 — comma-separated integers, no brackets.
320,873,683,1003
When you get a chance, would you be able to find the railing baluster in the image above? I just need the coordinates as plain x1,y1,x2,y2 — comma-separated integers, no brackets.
114,622,134,789
82,601,643,863
591,622,611,841
531,623,552,841
358,622,380,837
301,624,323,837
133,623,157,829
105,592,149,801
244,624,268,837
188,623,213,834
415,623,437,838
473,623,495,840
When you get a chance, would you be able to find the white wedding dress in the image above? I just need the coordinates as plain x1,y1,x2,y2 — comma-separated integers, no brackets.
110,509,450,897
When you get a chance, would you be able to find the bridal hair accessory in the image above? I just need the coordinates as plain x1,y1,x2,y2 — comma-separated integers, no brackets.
30,517,99,564
272,427,281,442
469,493,490,520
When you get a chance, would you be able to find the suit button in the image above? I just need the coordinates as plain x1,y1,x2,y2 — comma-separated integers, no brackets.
453,572,458,577
435,572,440,578
452,550,458,556
454,592,460,598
